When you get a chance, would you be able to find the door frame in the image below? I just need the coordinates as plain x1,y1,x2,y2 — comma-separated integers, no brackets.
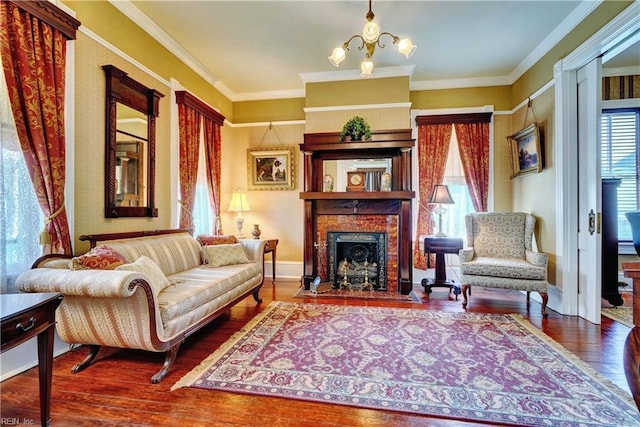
554,3,640,317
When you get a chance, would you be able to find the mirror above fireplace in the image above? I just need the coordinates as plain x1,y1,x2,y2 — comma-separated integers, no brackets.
323,158,391,192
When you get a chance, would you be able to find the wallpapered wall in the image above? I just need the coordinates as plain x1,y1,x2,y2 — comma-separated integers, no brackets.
73,32,172,253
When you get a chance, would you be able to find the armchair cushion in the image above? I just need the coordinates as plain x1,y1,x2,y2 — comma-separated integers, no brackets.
460,256,546,280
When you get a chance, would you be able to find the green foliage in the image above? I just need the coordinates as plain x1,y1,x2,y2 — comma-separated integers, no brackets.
340,116,372,141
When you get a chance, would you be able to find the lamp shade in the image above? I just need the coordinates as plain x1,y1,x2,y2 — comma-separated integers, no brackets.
428,184,455,205
228,192,251,212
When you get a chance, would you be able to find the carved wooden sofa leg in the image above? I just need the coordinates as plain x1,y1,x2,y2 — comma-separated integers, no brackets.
461,285,470,308
71,345,101,374
151,342,182,384
252,287,263,304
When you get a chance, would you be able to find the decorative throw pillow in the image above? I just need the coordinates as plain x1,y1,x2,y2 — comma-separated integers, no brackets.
115,256,172,295
197,234,237,246
70,245,127,270
202,243,250,267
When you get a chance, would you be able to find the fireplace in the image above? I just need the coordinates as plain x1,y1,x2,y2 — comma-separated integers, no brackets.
299,129,415,294
328,232,386,290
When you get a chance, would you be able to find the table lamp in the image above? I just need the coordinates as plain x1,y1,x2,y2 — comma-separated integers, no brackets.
228,190,251,238
428,184,455,237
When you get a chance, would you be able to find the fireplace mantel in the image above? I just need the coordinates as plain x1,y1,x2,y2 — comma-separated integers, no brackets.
299,129,415,294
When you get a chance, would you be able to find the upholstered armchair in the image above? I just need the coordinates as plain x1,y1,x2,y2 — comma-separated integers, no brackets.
459,212,549,317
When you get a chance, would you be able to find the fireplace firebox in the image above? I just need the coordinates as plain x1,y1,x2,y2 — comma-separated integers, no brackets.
328,232,386,290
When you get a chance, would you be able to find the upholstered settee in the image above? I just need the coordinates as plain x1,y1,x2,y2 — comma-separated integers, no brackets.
16,229,266,383
459,212,549,317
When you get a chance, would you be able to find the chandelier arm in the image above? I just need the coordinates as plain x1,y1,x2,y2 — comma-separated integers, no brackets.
343,34,366,52
376,32,400,49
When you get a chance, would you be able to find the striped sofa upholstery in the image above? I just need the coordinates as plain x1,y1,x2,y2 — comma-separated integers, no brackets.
16,230,266,383
459,212,549,317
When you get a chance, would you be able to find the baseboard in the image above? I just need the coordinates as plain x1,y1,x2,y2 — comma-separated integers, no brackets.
0,334,70,381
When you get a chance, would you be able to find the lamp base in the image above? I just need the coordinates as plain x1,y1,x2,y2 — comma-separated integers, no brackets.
235,216,245,239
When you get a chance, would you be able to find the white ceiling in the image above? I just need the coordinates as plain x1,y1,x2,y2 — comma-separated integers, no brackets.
117,1,639,101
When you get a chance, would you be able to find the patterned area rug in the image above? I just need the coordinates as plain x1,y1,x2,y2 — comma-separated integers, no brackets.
293,286,421,303
173,302,639,426
602,306,633,328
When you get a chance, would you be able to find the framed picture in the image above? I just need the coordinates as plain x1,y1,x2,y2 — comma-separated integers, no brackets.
508,123,543,178
247,147,296,190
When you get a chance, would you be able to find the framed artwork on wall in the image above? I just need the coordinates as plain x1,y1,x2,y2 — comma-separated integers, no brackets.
508,123,543,178
247,146,296,190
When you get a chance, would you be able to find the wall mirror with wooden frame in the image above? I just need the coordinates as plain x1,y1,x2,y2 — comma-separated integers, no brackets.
103,64,164,218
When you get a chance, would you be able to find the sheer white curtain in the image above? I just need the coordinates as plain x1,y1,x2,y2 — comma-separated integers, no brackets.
441,126,474,243
0,59,43,293
192,127,214,237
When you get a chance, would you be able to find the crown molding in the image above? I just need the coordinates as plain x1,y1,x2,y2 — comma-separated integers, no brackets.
508,0,603,84
232,89,306,102
108,1,223,92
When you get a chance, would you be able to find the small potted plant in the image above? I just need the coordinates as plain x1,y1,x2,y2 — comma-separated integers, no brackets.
340,116,372,142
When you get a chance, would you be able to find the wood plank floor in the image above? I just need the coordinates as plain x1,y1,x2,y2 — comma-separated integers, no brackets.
0,279,634,426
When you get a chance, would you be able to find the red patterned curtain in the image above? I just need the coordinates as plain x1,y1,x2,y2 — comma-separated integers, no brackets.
412,121,452,270
178,103,201,229
176,91,226,232
455,120,490,212
0,1,79,255
203,117,222,234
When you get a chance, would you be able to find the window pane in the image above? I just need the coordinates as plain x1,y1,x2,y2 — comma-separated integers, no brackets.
601,110,640,241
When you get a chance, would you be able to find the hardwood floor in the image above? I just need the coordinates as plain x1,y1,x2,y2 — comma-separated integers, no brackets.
0,279,633,426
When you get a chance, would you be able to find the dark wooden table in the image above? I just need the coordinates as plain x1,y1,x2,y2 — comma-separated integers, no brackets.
422,236,463,299
1,292,63,426
264,239,278,284
622,261,640,411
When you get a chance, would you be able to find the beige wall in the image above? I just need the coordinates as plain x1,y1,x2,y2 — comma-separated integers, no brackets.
508,87,557,284
220,124,305,262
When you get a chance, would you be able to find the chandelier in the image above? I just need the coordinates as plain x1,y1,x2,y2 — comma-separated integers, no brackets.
328,0,416,77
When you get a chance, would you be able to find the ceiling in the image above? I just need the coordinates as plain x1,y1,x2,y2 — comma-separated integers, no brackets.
117,1,639,102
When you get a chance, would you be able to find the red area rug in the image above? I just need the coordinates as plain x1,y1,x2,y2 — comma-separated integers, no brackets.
173,302,639,426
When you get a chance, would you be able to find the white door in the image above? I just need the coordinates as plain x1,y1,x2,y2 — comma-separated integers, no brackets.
576,58,602,324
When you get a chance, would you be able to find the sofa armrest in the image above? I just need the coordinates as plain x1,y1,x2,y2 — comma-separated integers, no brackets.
240,239,267,264
526,250,548,267
459,248,475,263
16,268,154,299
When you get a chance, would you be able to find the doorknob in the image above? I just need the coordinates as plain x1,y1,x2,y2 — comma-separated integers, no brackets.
588,209,595,235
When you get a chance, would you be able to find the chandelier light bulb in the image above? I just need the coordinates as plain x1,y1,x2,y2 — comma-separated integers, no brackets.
397,38,417,58
327,0,416,76
360,57,374,76
362,20,380,44
328,46,346,67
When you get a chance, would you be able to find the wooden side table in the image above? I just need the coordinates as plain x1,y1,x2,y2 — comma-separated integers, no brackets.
263,239,278,284
1,292,63,427
422,236,463,299
622,261,640,410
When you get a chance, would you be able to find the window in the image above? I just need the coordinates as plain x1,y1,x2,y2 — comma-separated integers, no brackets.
441,126,475,242
601,109,640,242
0,61,43,293
192,135,214,237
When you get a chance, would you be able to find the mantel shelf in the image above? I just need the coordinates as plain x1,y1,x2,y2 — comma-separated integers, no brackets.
300,191,415,200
